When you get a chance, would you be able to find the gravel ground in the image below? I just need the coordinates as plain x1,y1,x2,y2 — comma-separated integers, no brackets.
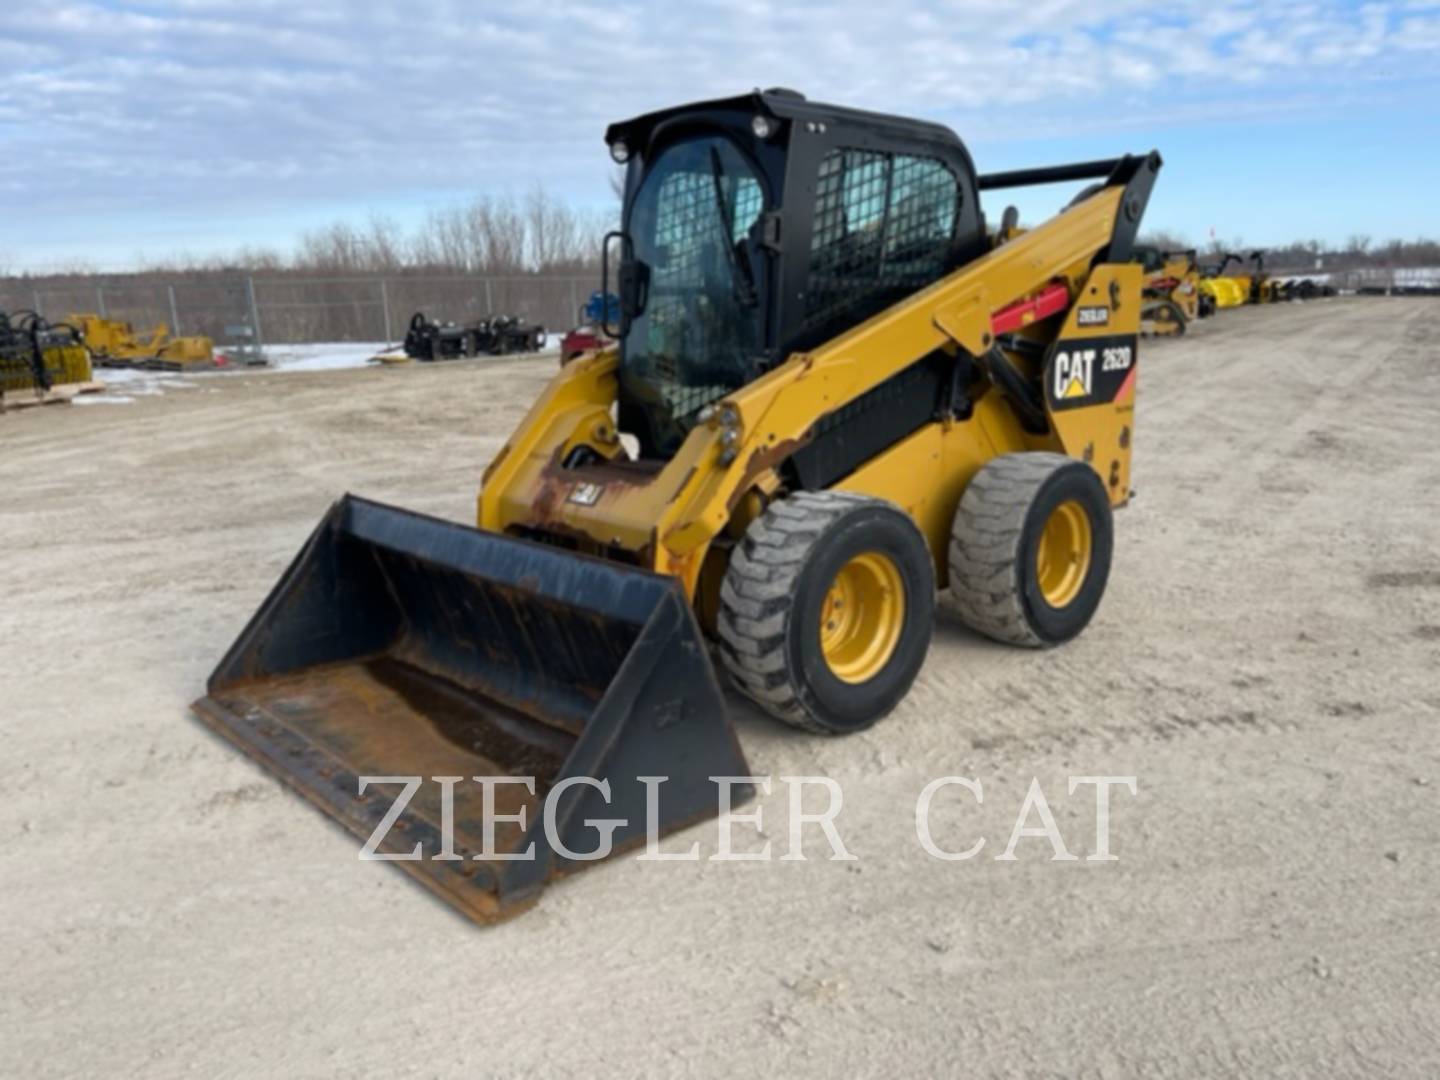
2,298,1438,1078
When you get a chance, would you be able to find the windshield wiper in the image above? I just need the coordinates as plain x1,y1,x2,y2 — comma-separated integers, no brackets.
709,147,758,307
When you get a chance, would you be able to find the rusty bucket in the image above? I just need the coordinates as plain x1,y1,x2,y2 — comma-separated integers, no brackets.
194,495,750,924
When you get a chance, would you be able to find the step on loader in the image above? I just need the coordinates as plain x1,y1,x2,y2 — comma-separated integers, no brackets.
195,90,1161,924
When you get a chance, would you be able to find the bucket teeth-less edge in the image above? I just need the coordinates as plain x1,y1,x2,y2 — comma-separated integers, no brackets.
194,495,752,924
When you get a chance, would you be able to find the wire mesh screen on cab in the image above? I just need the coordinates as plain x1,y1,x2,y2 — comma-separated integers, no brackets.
621,135,764,454
804,149,960,333
645,168,762,424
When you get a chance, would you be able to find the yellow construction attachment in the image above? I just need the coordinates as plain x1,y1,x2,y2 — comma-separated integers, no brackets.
68,313,215,369
1,313,93,394
1201,278,1248,309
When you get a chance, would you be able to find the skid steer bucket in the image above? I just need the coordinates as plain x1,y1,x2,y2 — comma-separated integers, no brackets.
193,495,751,924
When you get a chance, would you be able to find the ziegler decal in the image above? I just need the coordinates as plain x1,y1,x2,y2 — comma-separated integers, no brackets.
1076,306,1110,327
1045,335,1137,411
568,482,604,506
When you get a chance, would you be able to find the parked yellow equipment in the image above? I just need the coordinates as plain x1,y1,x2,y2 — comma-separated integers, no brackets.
0,312,92,394
1136,246,1202,335
1246,251,1280,304
195,90,1161,923
1199,253,1249,310
68,313,214,369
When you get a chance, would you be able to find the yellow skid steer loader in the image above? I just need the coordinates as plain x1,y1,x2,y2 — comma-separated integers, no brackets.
195,90,1160,923
1136,247,1202,335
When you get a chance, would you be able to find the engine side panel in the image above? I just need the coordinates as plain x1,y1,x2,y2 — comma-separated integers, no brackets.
1042,263,1141,506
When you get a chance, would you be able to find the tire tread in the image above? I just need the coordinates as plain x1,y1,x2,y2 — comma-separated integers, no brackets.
719,490,893,733
948,452,1080,647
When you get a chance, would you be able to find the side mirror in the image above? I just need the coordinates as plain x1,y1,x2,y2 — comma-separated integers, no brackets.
600,231,631,338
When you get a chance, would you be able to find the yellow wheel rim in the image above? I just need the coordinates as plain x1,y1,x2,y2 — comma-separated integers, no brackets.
1036,500,1093,609
819,552,905,684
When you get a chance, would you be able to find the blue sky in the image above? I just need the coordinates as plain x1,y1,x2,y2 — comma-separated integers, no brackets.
2,0,1438,271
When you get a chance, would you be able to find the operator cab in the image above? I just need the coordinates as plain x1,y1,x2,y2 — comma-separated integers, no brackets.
605,89,988,457
1131,245,1166,274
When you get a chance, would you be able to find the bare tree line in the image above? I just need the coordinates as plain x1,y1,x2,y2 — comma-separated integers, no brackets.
0,186,616,344
4,196,1438,346
1140,231,1440,274
290,188,611,276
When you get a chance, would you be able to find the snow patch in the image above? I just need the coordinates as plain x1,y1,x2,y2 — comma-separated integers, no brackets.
74,339,562,401
264,342,391,372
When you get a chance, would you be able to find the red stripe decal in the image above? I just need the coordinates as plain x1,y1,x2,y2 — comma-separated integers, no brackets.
1116,362,1138,403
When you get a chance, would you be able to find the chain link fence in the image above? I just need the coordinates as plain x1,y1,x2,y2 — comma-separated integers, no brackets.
0,273,597,354
10,264,1431,360
1327,266,1440,292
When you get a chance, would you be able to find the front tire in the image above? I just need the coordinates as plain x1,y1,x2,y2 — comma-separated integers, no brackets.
948,453,1113,647
718,491,935,734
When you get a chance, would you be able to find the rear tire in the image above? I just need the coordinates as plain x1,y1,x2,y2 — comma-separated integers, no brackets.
718,491,935,734
948,453,1113,647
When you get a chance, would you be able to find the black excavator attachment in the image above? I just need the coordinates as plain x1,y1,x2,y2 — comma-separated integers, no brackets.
403,311,547,360
193,495,750,924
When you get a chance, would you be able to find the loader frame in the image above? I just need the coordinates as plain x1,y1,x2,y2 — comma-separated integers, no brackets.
481,94,1158,604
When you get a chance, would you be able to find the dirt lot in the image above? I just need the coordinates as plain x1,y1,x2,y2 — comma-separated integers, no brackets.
3,298,1438,1078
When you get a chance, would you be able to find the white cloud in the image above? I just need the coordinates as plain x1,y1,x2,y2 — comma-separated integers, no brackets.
0,0,1436,266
